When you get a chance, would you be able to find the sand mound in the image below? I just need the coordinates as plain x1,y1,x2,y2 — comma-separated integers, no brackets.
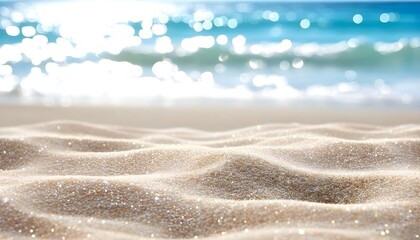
0,121,419,239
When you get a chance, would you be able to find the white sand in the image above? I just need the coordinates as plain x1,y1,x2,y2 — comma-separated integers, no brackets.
0,116,419,239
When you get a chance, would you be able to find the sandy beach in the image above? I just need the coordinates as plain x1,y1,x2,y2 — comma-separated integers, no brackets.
0,105,419,239
1,0,420,239
1,104,420,129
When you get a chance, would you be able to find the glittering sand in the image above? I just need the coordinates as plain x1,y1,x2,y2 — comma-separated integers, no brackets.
0,121,419,239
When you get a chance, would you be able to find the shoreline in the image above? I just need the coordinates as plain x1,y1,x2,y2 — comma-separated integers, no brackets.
1,104,419,130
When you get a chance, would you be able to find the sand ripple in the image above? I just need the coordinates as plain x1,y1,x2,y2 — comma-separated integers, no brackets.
0,121,419,239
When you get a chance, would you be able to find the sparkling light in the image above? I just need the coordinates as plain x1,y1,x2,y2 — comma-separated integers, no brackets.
292,58,304,69
275,39,292,53
232,35,246,54
213,16,227,27
227,18,238,29
347,38,359,48
374,41,404,54
5,26,20,36
232,35,246,46
300,19,310,29
193,22,203,32
353,14,363,24
193,10,214,22
218,54,229,62
139,29,153,39
380,13,390,23
268,12,279,22
152,60,177,79
155,36,173,53
151,24,167,36
181,36,215,52
216,35,228,45
202,20,213,30
248,59,265,69
21,26,37,37
11,11,24,23
337,82,358,93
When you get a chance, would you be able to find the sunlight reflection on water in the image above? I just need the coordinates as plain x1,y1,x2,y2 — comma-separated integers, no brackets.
0,1,419,106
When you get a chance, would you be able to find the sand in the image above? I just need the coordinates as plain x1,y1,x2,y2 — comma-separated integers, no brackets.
1,104,420,130
0,106,419,239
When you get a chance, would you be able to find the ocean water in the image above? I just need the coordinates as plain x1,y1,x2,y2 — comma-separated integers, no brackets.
0,1,419,107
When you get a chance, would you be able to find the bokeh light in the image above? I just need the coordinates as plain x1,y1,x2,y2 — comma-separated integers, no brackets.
0,1,418,106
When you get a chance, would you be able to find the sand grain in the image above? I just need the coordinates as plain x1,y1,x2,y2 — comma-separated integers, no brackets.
0,121,419,239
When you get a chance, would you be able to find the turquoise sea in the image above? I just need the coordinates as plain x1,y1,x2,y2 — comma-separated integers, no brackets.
0,1,419,107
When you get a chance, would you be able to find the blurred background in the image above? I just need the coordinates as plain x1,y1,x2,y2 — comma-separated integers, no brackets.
0,0,419,108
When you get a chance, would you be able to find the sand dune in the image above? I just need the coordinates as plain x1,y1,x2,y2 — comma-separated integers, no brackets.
0,121,419,239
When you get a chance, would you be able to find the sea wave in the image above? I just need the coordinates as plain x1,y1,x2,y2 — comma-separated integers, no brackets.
103,40,420,70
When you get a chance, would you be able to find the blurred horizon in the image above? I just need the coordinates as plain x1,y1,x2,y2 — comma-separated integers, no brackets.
0,1,419,107
1,0,420,2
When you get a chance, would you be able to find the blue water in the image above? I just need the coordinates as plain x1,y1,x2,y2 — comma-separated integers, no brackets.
0,1,419,106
